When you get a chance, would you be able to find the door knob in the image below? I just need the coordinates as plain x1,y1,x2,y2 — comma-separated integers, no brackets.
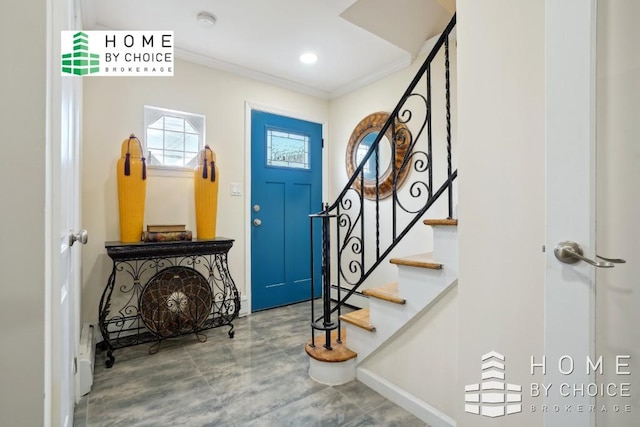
253,219,262,227
70,229,88,246
554,241,623,268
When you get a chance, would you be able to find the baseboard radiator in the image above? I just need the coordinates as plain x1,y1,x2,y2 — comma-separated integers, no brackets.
78,322,95,396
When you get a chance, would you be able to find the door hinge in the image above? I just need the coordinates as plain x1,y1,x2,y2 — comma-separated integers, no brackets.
73,357,77,374
322,138,324,148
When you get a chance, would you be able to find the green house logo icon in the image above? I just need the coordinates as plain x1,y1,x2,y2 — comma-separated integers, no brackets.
62,32,99,75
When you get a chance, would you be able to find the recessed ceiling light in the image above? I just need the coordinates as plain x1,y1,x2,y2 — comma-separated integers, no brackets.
196,11,217,28
299,52,318,65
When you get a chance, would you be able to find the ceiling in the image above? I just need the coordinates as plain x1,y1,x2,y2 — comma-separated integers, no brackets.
81,0,454,99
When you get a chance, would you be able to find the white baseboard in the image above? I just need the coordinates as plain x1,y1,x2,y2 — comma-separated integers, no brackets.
357,367,456,427
239,295,249,317
78,322,95,397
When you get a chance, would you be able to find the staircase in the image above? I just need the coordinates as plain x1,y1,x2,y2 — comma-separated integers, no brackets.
306,219,457,383
340,219,457,362
304,12,457,425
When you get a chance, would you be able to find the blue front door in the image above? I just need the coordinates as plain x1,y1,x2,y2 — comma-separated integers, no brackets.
251,110,323,311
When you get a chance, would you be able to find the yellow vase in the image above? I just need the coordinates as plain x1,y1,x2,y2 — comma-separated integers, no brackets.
117,134,147,242
194,146,219,240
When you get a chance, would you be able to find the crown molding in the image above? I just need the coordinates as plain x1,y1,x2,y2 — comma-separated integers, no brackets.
175,48,332,100
328,54,411,99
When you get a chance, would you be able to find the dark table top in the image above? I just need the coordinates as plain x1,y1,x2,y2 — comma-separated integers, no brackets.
105,237,234,260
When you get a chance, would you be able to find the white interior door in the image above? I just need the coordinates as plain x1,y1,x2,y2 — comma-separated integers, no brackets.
546,1,636,426
545,1,597,426
595,0,639,425
48,0,83,425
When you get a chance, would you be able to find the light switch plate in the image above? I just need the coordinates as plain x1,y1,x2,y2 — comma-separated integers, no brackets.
230,182,242,196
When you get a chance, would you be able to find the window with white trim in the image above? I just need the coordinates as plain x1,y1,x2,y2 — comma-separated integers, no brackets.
144,106,205,169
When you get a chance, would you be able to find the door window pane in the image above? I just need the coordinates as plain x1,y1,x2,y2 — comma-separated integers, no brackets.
266,129,310,169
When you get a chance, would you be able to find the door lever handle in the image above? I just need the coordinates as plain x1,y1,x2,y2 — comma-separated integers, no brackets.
554,241,615,268
596,254,626,264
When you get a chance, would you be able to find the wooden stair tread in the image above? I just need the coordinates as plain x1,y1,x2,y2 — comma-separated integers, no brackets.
423,218,458,226
305,329,357,363
340,308,376,332
390,253,443,269
362,282,406,305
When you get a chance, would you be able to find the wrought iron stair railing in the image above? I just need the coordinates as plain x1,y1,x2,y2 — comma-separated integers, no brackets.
309,14,457,351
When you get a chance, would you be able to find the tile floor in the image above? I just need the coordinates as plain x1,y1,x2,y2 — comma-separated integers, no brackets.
74,301,428,426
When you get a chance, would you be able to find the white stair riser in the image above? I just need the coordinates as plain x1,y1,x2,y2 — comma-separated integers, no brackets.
369,298,413,330
432,227,458,270
309,357,356,386
397,266,447,309
343,323,378,360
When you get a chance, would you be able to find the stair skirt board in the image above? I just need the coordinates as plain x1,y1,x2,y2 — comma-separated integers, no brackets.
357,367,456,427
309,357,357,386
348,280,458,364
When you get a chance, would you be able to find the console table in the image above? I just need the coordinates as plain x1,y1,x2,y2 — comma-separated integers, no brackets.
98,238,240,368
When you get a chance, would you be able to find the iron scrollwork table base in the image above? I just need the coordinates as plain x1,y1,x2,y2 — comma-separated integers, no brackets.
98,238,240,368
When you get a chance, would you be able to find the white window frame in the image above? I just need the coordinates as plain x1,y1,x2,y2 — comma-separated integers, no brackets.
143,105,206,175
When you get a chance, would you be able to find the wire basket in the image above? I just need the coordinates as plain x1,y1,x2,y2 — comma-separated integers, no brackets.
139,266,213,338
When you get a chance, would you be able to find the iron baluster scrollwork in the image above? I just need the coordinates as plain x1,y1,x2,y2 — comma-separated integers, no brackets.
445,34,453,219
309,216,316,348
309,206,338,350
426,64,433,200
309,14,457,349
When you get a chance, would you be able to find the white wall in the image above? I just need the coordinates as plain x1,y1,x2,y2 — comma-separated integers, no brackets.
328,37,457,294
596,0,640,425
81,59,328,324
456,1,545,426
0,0,46,425
363,286,458,418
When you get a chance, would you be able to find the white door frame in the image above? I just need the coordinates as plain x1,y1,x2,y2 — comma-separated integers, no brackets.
243,101,328,315
545,1,597,426
45,0,83,425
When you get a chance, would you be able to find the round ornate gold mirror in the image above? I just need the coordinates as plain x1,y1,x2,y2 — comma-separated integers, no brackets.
345,112,411,200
